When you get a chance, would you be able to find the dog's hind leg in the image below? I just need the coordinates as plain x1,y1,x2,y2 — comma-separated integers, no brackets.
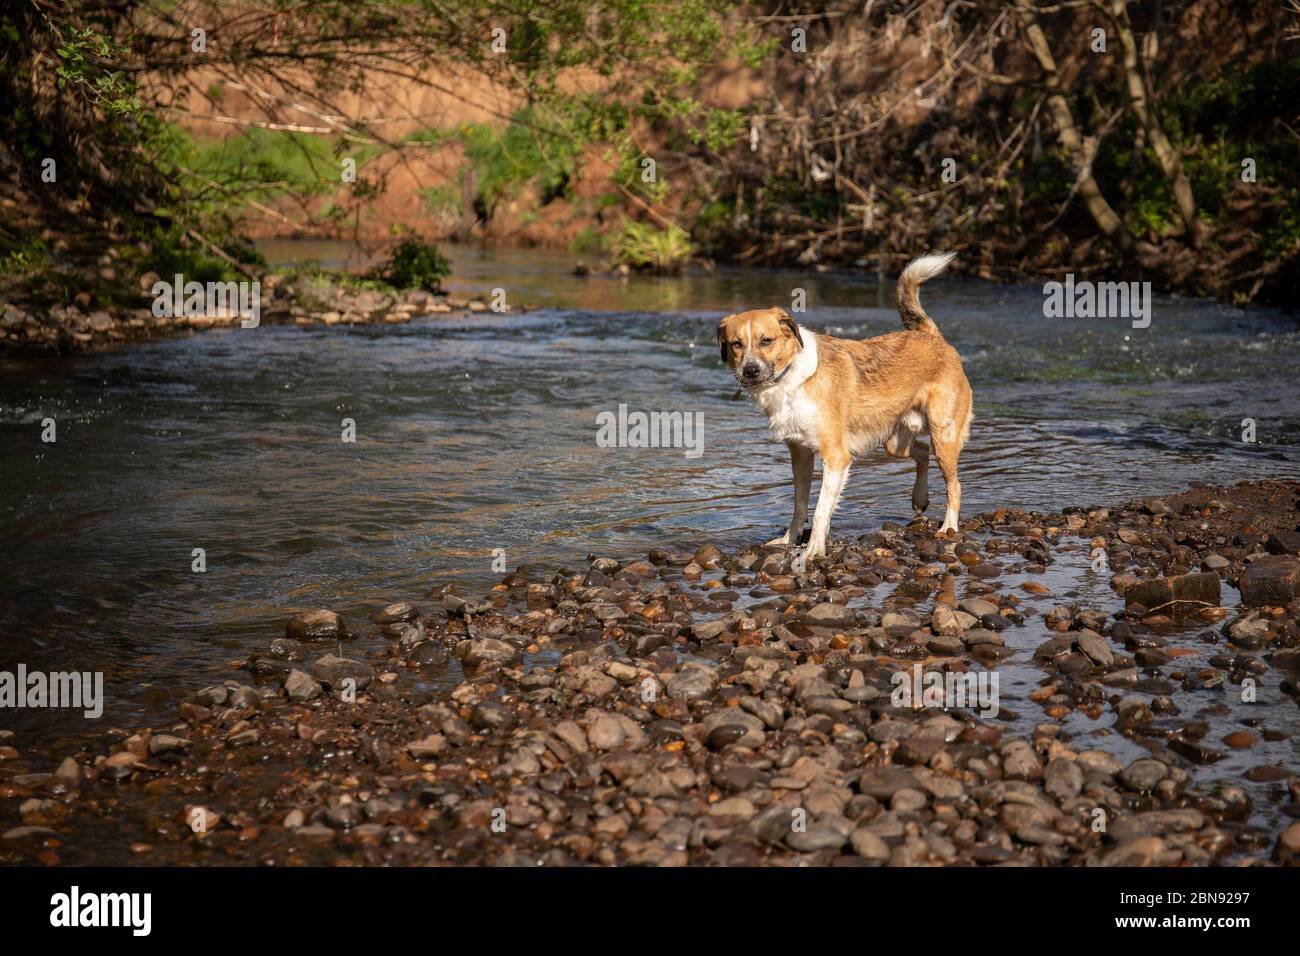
928,402,970,535
885,419,929,516
767,441,813,545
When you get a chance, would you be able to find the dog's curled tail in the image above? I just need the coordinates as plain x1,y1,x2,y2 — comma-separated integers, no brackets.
897,252,955,335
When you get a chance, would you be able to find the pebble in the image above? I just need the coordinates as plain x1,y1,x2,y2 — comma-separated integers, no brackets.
1119,758,1168,792
372,602,419,624
456,638,518,667
284,669,323,702
311,654,373,690
285,609,348,642
667,666,717,701
7,482,1294,868
1075,630,1115,667
147,734,190,756
587,716,626,751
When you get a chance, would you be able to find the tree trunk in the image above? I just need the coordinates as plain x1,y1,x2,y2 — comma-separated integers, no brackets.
1096,0,1204,246
1013,1,1142,256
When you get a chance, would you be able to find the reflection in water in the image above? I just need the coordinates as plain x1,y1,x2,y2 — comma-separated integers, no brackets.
1,242,1297,740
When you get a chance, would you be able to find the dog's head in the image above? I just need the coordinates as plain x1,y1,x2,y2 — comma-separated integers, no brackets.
717,308,804,389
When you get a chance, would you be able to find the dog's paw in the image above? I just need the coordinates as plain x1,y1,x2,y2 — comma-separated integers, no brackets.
765,532,791,547
802,541,826,563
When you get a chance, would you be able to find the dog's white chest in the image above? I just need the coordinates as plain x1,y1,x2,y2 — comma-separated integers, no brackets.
746,333,822,450
756,386,821,449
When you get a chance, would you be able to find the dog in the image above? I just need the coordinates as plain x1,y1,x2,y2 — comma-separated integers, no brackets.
717,253,972,561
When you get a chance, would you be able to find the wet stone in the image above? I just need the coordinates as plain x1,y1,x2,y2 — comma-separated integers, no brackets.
1118,758,1168,792
1168,737,1225,764
1001,740,1043,781
372,602,419,625
284,669,323,702
408,640,449,667
927,634,964,656
890,788,927,813
692,619,728,640
269,638,305,661
1124,573,1221,617
1239,556,1300,607
311,655,373,691
963,628,1004,648
786,818,850,852
1275,822,1300,865
286,609,349,642
1075,630,1114,667
703,709,766,750
667,666,717,701
1043,758,1084,801
148,734,190,756
407,735,447,759
959,597,999,618
457,638,518,668
193,684,229,707
857,767,921,800
897,735,944,766
803,602,855,627
470,700,515,732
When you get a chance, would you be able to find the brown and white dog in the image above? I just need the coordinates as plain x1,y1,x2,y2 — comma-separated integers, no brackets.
718,253,972,560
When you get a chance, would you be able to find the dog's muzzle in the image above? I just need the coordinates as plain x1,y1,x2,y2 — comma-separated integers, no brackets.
737,359,792,389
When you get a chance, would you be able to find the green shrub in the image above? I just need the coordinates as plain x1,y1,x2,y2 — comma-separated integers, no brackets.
606,221,695,274
1,236,51,274
570,226,602,255
460,108,580,209
371,239,451,292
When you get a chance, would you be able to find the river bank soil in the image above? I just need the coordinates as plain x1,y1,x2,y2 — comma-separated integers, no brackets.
2,479,1299,867
0,270,510,354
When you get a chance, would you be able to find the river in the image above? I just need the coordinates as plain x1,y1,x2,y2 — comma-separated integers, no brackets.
2,241,1297,747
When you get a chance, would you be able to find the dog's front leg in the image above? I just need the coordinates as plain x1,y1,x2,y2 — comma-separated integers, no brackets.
767,441,813,546
804,447,850,561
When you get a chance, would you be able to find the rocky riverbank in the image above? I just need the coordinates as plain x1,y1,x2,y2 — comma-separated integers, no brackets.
2,479,1299,867
0,271,513,354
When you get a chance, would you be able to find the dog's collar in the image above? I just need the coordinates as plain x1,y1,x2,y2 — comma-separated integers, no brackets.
771,361,795,384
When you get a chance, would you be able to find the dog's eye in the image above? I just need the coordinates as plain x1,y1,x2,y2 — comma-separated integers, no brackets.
730,340,742,349
760,336,774,346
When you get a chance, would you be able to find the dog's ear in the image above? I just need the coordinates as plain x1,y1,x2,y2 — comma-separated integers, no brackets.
778,310,804,350
717,316,732,363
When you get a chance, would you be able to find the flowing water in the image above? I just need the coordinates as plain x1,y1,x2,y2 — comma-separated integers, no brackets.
2,242,1298,765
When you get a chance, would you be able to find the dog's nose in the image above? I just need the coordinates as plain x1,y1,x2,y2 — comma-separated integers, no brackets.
741,361,761,379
